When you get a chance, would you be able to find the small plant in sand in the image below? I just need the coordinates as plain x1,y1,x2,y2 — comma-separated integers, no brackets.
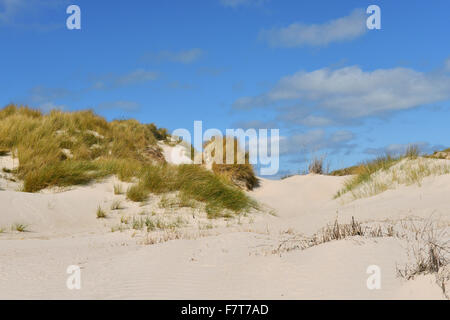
126,184,149,202
145,217,156,231
110,200,122,210
12,223,28,232
113,184,123,195
132,217,145,230
96,206,107,219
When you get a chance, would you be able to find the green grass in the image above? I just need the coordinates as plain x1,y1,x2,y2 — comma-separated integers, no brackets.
126,164,256,216
0,104,166,192
205,136,259,190
335,154,400,198
0,105,257,218
334,144,450,199
126,184,150,202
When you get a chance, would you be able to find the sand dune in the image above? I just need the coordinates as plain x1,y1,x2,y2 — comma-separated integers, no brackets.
1,161,449,299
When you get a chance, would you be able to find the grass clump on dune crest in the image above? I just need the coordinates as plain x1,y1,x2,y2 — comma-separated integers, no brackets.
334,144,450,199
0,104,166,192
204,136,259,190
0,105,256,217
126,164,256,216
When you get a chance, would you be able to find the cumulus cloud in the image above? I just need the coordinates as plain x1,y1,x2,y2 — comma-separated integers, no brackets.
97,100,140,112
92,69,159,89
281,129,356,155
364,142,447,157
233,65,450,123
114,69,159,86
143,48,204,64
220,0,266,8
0,0,65,28
445,57,450,72
260,9,367,47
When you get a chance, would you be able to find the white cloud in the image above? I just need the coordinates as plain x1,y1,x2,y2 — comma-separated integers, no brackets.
0,0,64,27
144,49,204,64
93,69,159,89
445,57,450,72
233,65,450,121
98,100,140,112
220,0,266,8
260,9,367,47
114,69,159,86
364,142,446,156
281,129,355,155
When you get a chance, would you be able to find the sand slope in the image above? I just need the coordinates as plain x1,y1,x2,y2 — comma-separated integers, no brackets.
1,167,449,299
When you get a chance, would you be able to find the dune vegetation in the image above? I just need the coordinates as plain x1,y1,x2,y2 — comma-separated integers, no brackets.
204,136,259,191
0,104,256,216
334,145,450,199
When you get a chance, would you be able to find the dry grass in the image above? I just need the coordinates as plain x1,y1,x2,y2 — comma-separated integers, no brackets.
273,216,449,297
396,219,449,296
274,217,396,254
308,156,325,174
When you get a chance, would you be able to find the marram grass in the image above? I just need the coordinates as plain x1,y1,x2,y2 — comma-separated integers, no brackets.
0,104,256,216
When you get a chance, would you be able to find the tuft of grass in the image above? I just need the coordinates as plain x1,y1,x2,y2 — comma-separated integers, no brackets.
113,183,123,195
132,217,145,230
12,223,28,232
204,136,259,190
396,219,449,297
110,200,122,210
120,216,129,225
308,156,324,174
176,164,255,215
274,217,397,254
405,144,420,159
96,206,107,219
126,184,149,202
126,164,255,216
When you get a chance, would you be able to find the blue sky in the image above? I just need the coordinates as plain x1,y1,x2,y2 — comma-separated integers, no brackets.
1,0,449,177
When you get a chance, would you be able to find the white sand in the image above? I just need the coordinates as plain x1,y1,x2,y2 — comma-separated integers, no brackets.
158,142,193,165
1,157,449,299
